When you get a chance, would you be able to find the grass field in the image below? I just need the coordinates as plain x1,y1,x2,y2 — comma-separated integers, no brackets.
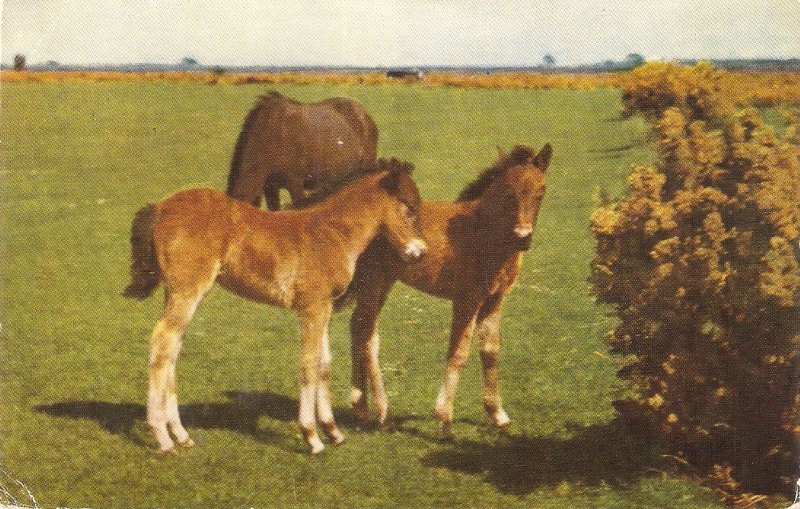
1,82,729,508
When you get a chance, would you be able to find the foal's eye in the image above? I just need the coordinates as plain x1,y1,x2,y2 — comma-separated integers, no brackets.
401,202,418,218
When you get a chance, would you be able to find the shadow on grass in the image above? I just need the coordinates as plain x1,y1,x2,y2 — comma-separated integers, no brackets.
34,391,351,451
418,418,657,495
587,142,649,161
590,142,639,154
598,115,626,123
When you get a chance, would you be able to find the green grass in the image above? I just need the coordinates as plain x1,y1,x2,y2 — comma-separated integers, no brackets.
1,82,723,508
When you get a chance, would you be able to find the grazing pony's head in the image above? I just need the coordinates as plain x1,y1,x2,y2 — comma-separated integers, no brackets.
459,144,552,250
376,158,427,261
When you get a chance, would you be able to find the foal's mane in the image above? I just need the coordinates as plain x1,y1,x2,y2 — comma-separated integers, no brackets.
456,145,536,202
297,158,414,208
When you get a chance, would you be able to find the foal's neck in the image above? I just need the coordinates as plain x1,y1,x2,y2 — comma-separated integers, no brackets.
307,181,384,252
470,190,521,256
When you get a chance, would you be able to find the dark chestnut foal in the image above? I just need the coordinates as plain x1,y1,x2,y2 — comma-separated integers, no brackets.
124,160,426,454
347,145,551,434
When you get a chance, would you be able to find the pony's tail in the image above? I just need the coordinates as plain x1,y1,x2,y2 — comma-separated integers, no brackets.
122,204,161,300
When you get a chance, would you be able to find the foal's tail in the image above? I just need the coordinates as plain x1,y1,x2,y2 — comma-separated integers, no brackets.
122,204,161,300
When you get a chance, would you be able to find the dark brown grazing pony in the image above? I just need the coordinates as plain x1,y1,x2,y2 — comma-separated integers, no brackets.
226,91,378,210
123,159,426,455
345,144,551,434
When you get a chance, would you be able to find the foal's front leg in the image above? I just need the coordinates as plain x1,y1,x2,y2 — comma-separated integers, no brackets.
434,296,481,436
298,303,338,454
476,293,510,428
316,328,345,445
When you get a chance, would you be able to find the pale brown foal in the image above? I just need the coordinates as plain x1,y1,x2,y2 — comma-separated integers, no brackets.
346,144,551,434
123,160,426,454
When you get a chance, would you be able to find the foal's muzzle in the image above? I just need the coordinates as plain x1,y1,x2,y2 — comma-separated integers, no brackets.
402,239,428,261
514,224,533,251
514,225,533,239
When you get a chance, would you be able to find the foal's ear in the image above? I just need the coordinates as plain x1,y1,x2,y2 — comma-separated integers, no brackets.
380,170,400,192
534,143,553,172
379,158,414,193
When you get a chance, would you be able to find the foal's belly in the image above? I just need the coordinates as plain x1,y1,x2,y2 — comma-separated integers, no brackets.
216,262,297,308
399,261,460,301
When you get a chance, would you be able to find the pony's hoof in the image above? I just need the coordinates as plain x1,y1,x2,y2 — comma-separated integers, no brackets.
376,408,389,427
331,431,346,447
494,410,511,429
379,418,397,433
351,407,370,427
438,422,454,441
177,437,195,448
321,421,345,445
160,446,178,455
308,436,325,456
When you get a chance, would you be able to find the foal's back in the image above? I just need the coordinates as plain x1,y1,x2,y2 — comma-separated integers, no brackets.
153,189,305,305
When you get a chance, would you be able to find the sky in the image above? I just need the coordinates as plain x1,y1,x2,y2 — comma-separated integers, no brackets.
1,0,799,67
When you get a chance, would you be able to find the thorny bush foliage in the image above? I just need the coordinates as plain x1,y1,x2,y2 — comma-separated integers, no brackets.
619,61,800,126
620,62,737,125
591,104,800,493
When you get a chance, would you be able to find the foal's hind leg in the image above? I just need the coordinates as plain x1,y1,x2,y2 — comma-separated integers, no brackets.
476,293,510,428
147,285,211,453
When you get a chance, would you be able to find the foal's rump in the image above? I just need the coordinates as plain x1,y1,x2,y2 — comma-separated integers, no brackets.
123,189,239,299
124,188,304,305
